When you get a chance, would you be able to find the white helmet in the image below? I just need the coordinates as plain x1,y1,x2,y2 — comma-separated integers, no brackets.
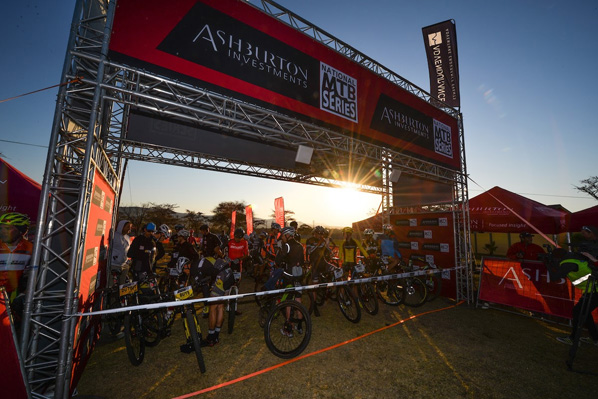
178,229,190,238
176,256,190,272
159,224,171,238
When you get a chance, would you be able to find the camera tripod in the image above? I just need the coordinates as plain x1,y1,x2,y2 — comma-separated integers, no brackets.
567,268,598,371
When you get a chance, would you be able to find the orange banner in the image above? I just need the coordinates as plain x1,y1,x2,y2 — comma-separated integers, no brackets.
245,206,253,235
274,197,285,227
230,210,236,239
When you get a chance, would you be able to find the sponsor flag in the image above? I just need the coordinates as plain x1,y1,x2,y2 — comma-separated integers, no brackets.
274,197,285,227
422,20,460,108
245,205,253,235
230,210,236,239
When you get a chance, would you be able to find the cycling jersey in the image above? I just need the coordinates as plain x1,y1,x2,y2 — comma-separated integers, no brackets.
264,233,280,261
380,235,402,259
340,237,365,265
0,238,33,295
127,234,156,275
228,239,248,261
200,232,222,258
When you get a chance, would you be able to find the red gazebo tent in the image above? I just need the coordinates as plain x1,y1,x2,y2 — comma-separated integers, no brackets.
0,158,42,224
569,205,598,232
469,186,569,234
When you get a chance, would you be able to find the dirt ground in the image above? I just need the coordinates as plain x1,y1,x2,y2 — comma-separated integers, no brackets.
74,278,598,399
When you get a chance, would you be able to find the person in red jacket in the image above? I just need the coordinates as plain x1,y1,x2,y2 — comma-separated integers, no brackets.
507,232,545,261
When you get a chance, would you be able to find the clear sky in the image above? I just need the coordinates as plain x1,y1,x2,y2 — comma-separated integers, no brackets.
1,1,597,228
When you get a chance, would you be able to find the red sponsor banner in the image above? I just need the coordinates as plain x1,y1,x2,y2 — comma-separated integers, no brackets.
245,206,253,235
274,197,285,227
0,288,28,399
70,170,115,394
109,0,460,170
230,210,236,239
479,258,598,320
390,212,455,299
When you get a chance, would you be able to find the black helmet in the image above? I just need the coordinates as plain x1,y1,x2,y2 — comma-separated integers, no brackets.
281,226,295,237
234,228,245,239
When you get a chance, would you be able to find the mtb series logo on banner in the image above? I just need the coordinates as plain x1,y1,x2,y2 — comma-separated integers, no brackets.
320,62,358,122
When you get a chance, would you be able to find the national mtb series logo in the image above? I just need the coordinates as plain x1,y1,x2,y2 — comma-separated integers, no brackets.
320,62,358,123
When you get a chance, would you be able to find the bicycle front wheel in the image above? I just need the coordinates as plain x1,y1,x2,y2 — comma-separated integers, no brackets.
359,283,379,315
264,301,311,359
104,290,122,336
124,311,145,366
337,286,361,323
142,309,164,347
185,308,206,373
377,278,404,306
424,273,442,302
401,278,427,307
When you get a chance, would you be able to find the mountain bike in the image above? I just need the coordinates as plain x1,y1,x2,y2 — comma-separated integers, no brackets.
352,258,378,316
314,261,361,323
102,269,127,336
409,255,443,302
226,269,242,334
373,257,404,306
173,285,206,373
396,261,428,307
263,269,312,359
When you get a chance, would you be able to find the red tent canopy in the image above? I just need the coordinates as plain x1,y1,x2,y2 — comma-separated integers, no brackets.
0,158,42,225
469,186,569,234
569,205,598,232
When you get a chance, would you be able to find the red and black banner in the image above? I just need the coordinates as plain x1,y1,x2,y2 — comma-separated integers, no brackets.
109,0,460,170
422,20,460,108
274,197,285,227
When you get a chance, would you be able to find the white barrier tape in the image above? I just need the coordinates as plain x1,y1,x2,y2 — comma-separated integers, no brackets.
73,266,460,318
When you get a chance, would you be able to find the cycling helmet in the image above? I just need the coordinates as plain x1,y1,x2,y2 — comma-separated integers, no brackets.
271,222,281,230
177,229,190,238
234,228,245,239
382,224,393,231
363,228,374,236
0,212,30,234
199,224,209,231
313,225,326,235
159,224,171,238
281,226,295,237
146,222,157,232
174,223,184,231
176,256,190,272
342,227,353,234
259,231,267,238
0,212,30,227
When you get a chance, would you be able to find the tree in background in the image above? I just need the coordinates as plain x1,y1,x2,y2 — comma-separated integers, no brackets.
575,176,598,201
118,202,179,234
210,201,247,233
298,223,312,237
147,202,179,227
269,209,296,224
184,209,205,232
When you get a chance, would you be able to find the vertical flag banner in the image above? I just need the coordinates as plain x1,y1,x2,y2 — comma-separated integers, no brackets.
274,197,285,227
422,20,460,108
245,205,254,235
230,210,236,239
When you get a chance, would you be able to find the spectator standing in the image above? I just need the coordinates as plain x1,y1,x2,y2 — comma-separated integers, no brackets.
507,232,545,261
110,219,132,285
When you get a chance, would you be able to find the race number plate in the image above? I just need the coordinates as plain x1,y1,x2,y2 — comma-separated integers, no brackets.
334,268,344,280
119,282,138,297
174,286,193,301
354,264,365,274
169,268,180,276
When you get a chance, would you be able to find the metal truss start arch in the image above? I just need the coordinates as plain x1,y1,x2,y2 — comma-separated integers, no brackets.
19,1,473,397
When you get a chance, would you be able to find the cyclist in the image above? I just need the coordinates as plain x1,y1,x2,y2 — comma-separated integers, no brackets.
228,228,249,274
248,232,265,276
339,227,366,273
256,223,281,283
192,256,234,347
379,224,402,270
362,228,380,272
151,224,170,273
198,224,223,259
290,220,301,243
174,229,199,266
170,223,185,244
0,212,33,301
127,222,157,279
308,226,332,282
274,226,305,336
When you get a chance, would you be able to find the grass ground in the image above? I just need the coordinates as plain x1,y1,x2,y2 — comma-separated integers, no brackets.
75,278,598,399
